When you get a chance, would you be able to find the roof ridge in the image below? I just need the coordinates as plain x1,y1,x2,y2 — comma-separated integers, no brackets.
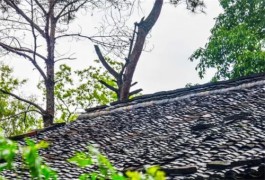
79,73,265,119
113,73,265,104
8,123,65,140
8,73,265,139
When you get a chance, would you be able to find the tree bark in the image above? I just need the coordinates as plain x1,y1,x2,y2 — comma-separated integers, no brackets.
44,62,55,127
120,0,163,101
43,0,56,127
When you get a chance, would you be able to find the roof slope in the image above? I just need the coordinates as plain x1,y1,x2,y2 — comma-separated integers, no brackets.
2,74,265,179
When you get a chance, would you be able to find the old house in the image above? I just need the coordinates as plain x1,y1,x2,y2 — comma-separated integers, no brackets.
2,74,265,179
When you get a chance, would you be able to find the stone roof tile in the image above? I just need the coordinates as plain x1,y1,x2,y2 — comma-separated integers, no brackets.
1,73,265,179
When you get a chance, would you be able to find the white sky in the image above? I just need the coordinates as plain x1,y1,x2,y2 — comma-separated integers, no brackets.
5,0,223,95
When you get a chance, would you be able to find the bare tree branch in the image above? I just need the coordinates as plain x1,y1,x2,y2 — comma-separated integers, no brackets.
94,45,119,79
99,80,119,94
129,88,143,97
55,0,87,21
3,0,46,37
56,33,128,49
127,22,137,59
0,109,41,122
0,42,46,61
0,18,30,26
131,82,138,87
120,0,163,100
0,89,46,114
138,0,163,32
55,57,76,63
34,0,47,15
0,42,47,81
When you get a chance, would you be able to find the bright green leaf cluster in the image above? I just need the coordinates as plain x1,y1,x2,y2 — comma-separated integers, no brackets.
0,137,17,171
69,146,166,180
126,166,165,180
0,63,42,136
38,58,121,123
22,139,57,179
0,137,57,180
0,137,166,180
68,146,125,180
190,0,265,81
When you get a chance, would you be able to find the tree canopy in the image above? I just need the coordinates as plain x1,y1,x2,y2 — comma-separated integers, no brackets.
0,59,124,136
0,0,206,131
0,0,137,127
38,59,122,124
96,0,206,101
0,63,41,136
190,0,265,81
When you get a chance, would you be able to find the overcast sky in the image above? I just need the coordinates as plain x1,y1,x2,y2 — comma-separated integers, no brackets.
133,0,223,93
5,0,223,95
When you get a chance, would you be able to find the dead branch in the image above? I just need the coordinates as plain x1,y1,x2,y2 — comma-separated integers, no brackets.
127,22,138,59
0,42,46,61
55,0,87,21
3,0,46,37
54,57,76,63
120,0,164,100
0,109,41,122
129,88,143,96
56,33,128,49
94,45,119,80
99,80,119,94
131,82,138,87
0,42,47,81
0,89,46,114
34,0,47,15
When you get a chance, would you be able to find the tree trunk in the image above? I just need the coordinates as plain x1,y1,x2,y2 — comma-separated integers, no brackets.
120,0,163,101
43,0,56,127
120,29,147,101
43,62,55,127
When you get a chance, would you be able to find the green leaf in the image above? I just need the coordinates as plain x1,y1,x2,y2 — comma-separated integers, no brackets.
190,0,265,80
126,171,142,180
68,152,93,168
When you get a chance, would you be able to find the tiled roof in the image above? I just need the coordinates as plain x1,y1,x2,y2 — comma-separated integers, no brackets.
2,74,265,179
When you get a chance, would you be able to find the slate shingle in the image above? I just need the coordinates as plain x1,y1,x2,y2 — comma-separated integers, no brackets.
1,74,265,179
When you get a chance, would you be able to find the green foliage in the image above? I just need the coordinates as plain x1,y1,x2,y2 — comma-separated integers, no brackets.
69,146,166,180
22,139,57,179
126,166,165,180
0,63,25,93
0,63,42,136
0,136,57,180
38,59,121,123
0,137,17,171
0,63,26,120
0,136,166,180
190,0,265,81
74,58,121,105
0,58,122,135
185,83,200,88
68,147,125,180
170,0,205,12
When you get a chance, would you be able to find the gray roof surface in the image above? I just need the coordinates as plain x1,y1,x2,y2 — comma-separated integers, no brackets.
2,74,265,179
